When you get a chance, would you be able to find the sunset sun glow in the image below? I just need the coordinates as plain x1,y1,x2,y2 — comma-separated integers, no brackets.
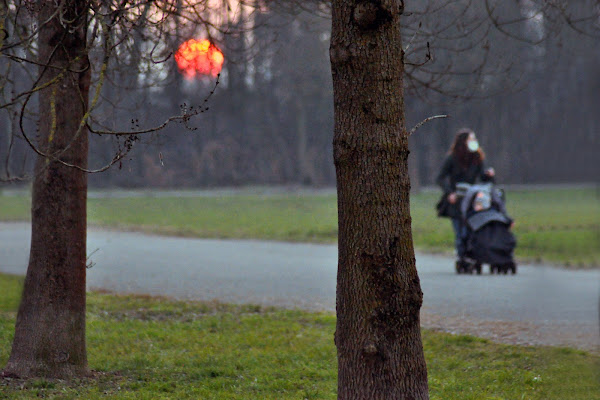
175,39,224,78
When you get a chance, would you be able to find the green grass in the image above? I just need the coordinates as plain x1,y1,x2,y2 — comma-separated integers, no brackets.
0,273,598,399
0,187,598,267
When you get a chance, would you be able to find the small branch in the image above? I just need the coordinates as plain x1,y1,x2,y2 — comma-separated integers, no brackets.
88,74,220,136
408,114,449,136
86,248,99,269
405,41,432,67
0,174,30,183
404,22,422,53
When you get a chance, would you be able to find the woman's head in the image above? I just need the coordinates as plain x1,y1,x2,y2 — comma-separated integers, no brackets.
450,128,484,168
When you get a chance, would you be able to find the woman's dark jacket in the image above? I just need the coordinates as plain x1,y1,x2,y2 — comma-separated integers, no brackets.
435,154,493,218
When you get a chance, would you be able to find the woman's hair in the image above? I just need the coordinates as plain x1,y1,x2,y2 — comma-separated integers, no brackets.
449,128,485,168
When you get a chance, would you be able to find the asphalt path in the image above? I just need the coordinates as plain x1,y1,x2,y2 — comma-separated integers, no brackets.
1,222,598,351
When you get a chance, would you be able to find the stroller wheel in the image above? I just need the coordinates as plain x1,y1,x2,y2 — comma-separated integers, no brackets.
464,262,473,274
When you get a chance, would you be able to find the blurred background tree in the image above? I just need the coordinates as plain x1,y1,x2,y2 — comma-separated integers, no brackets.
2,1,597,189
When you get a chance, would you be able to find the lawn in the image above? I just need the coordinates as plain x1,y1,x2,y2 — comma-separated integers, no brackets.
0,187,597,267
0,273,598,399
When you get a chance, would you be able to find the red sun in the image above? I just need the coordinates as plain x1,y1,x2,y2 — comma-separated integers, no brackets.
175,39,224,79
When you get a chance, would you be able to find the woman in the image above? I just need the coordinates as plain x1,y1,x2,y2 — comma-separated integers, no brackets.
436,128,495,261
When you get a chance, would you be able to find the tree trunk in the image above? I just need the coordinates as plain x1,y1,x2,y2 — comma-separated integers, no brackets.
295,96,312,185
408,138,421,193
4,0,90,378
330,1,429,399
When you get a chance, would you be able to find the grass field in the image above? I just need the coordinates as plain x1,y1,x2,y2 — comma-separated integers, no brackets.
0,187,597,267
0,273,598,399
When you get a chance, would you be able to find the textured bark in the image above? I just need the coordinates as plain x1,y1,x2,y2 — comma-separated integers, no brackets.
330,1,429,399
4,1,90,378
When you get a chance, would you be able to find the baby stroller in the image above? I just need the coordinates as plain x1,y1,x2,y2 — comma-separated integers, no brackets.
455,183,517,274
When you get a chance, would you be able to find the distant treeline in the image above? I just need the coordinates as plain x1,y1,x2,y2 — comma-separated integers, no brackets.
2,6,597,188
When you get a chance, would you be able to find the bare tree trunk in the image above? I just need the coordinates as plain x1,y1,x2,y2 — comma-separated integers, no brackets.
4,0,90,378
295,96,312,185
408,139,421,193
330,1,429,398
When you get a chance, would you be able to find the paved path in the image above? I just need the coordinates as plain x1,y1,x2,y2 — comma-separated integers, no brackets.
1,222,598,351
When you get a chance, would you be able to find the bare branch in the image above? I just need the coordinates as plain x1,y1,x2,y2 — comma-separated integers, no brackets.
408,114,449,136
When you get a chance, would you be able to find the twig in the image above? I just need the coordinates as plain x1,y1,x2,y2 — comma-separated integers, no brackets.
408,114,449,136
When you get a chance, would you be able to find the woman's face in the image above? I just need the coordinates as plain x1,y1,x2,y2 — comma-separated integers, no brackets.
466,133,479,152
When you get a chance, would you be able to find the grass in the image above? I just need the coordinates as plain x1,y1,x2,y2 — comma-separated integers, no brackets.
0,187,598,267
0,273,598,399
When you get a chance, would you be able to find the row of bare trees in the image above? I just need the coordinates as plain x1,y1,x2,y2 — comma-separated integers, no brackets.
3,2,598,189
4,1,597,189
1,1,598,398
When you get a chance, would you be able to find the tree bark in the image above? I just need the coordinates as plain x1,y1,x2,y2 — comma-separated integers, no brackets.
4,0,90,378
330,1,429,399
